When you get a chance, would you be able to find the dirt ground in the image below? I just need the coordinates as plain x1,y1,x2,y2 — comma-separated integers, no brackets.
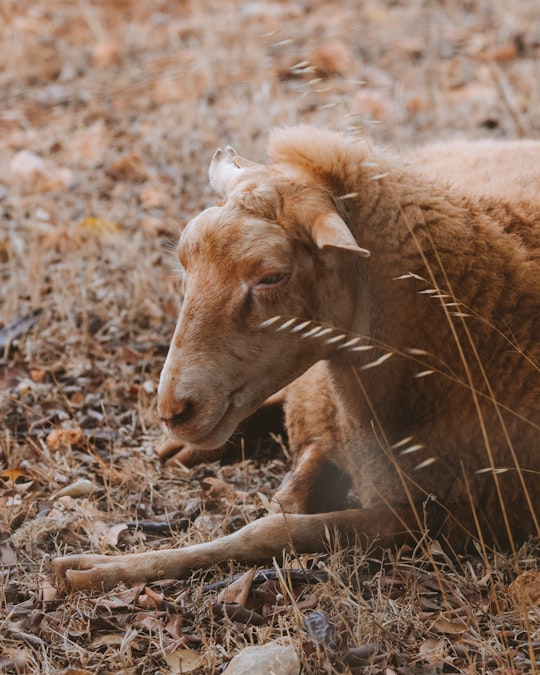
1,1,540,673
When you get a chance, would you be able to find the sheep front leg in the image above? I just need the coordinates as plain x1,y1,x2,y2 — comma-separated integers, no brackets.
52,507,415,592
273,442,352,514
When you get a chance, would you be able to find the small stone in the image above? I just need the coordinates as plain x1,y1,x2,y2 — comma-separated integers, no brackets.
223,642,300,675
9,150,46,182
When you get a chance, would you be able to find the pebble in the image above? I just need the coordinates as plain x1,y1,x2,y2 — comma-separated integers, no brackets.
223,642,300,675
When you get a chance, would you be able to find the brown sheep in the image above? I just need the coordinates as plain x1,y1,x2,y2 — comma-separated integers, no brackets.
53,127,540,590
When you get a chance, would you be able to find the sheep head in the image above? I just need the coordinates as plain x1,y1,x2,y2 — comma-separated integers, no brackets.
157,147,369,449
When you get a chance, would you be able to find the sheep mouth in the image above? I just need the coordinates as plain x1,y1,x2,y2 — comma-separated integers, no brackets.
167,387,258,451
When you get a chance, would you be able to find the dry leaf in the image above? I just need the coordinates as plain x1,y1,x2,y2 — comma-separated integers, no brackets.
0,542,17,566
108,152,147,181
508,570,540,606
38,574,58,602
46,427,84,450
165,649,202,673
217,567,256,606
418,637,445,657
78,217,121,237
0,468,28,483
53,479,98,499
432,614,468,635
101,523,129,548
200,476,236,502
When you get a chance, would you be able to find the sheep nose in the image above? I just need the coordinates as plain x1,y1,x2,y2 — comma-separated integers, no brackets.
160,398,196,430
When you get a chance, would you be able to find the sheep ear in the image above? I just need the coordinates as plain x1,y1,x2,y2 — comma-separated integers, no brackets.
312,212,370,257
208,146,261,197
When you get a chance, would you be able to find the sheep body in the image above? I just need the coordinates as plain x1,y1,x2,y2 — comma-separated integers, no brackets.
53,128,540,589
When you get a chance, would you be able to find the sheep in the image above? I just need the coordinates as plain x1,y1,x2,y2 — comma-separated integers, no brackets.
53,126,540,591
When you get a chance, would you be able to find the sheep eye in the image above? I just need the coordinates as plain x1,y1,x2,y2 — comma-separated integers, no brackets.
254,272,290,289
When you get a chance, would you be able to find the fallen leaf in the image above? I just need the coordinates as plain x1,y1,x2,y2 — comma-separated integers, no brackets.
132,612,163,632
29,369,47,383
418,637,445,657
140,188,166,209
8,151,46,182
101,523,129,548
38,574,58,602
200,476,236,503
307,41,356,77
165,649,202,673
46,427,84,450
78,216,121,237
432,614,468,635
217,567,256,606
212,603,266,626
53,479,98,499
0,468,28,484
0,362,31,390
0,542,17,565
108,152,147,181
508,570,540,606
344,644,381,667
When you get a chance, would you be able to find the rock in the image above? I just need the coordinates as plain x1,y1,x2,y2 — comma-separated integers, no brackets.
223,642,300,675
8,150,75,192
9,150,46,182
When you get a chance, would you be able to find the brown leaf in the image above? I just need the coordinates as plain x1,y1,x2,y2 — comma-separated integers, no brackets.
78,216,121,237
0,541,17,566
165,649,202,673
200,476,236,503
38,574,57,603
46,427,84,451
164,615,184,640
212,603,266,626
53,478,98,499
108,152,147,181
432,614,468,635
344,644,381,666
217,567,256,606
132,612,164,632
418,637,446,658
101,523,129,548
0,468,28,484
508,570,540,606
91,40,120,68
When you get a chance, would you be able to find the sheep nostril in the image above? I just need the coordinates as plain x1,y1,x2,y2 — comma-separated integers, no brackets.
162,399,196,428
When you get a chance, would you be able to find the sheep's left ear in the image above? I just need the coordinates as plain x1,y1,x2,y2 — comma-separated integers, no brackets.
312,212,370,257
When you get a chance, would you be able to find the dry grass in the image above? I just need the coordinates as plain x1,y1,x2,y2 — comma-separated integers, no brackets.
1,0,540,673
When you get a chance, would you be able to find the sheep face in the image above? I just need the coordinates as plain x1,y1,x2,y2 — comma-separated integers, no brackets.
157,162,369,450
